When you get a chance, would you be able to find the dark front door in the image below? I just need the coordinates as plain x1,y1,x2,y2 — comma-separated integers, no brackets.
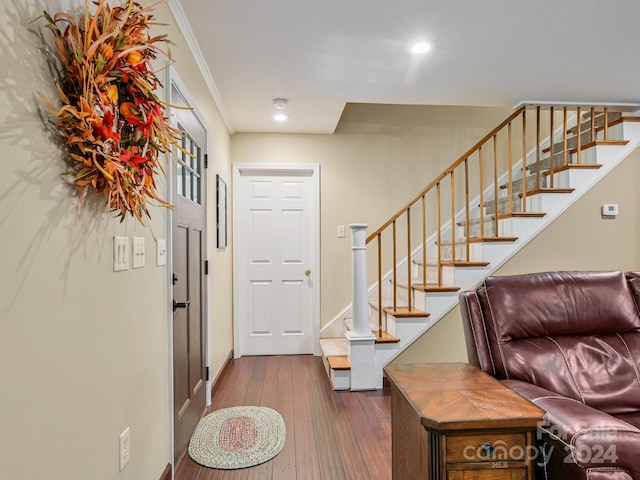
172,108,206,463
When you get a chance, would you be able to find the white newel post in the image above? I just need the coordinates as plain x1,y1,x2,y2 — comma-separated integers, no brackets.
347,224,377,390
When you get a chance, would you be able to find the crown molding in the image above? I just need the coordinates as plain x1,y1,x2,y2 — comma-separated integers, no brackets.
168,0,236,134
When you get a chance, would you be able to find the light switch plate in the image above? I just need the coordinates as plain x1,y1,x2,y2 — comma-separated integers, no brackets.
156,239,167,266
113,236,129,272
337,225,346,238
132,237,145,269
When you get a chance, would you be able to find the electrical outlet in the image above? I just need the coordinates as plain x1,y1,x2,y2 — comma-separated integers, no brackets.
119,427,130,471
132,237,145,269
113,236,129,272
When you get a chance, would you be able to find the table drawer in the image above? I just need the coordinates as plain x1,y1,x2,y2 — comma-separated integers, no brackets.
446,432,527,463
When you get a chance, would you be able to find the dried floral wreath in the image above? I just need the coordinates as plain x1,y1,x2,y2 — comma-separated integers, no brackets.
40,0,180,224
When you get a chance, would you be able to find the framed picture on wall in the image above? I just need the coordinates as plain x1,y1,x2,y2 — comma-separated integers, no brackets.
216,174,227,249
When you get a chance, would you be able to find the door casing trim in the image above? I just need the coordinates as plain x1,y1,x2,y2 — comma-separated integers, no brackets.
232,164,321,358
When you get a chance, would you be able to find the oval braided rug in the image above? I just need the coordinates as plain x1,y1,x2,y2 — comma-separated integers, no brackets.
188,406,286,469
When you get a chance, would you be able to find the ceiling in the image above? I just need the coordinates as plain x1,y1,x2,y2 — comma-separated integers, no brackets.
172,0,640,134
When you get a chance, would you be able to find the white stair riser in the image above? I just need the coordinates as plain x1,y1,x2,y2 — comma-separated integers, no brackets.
427,242,484,261
459,221,495,239
622,121,640,140
331,369,350,390
412,264,455,285
321,355,350,390
391,317,432,341
386,314,397,336
417,289,469,312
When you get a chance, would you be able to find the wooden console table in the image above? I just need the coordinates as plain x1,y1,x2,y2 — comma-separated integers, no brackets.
383,363,545,480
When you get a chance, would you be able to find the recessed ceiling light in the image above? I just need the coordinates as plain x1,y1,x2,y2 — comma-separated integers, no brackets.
411,41,432,54
273,113,290,122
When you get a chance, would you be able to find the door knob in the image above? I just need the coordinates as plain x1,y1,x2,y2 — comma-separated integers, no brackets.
304,269,311,276
173,300,190,312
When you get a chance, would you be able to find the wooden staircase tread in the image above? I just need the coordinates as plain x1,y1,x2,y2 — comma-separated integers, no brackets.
519,188,574,197
374,332,400,344
566,116,640,134
440,261,490,267
569,139,629,153
468,236,518,243
411,284,460,292
458,213,546,226
608,116,640,127
540,164,602,176
383,307,431,318
328,356,350,371
496,212,547,219
565,112,625,134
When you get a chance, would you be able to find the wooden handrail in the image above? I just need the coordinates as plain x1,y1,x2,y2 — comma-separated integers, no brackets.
366,105,526,244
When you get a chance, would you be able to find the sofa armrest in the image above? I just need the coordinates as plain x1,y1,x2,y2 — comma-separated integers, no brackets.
503,380,640,477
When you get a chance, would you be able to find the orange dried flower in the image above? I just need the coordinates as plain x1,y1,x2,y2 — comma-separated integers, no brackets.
107,85,118,104
127,51,143,66
99,43,113,60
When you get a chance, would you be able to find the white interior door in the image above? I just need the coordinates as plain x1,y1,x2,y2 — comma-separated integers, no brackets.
234,166,319,356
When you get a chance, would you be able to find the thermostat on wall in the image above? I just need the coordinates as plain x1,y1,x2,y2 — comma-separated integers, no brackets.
602,204,619,216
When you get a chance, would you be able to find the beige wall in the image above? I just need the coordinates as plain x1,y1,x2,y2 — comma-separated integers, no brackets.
232,104,514,324
0,2,232,479
394,147,640,364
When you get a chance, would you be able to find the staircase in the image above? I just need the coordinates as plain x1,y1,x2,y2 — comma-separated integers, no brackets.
320,103,640,390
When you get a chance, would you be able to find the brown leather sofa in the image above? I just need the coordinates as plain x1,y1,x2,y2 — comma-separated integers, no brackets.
459,271,640,480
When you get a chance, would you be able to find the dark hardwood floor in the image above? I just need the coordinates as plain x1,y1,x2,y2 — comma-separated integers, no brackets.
175,355,391,480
